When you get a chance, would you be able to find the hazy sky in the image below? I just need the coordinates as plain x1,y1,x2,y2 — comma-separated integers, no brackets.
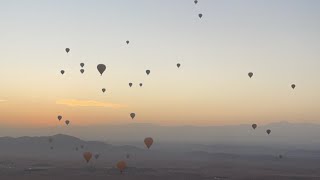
0,0,320,128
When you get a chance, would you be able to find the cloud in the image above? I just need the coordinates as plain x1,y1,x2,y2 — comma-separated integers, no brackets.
56,99,127,109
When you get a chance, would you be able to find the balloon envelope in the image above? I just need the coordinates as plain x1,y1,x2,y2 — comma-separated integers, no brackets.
97,64,106,76
80,69,84,74
177,63,181,68
83,152,92,163
139,83,143,87
144,137,153,149
95,154,100,160
65,48,70,53
291,84,296,89
248,72,253,78
65,120,70,125
252,124,257,130
126,40,129,44
198,14,203,18
266,129,271,134
116,161,127,173
60,70,65,75
130,113,135,119
194,0,198,4
80,63,85,67
57,115,62,121
129,83,133,87
102,88,106,93
146,70,150,75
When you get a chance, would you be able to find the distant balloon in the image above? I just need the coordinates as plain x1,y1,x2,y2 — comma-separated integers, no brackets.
97,64,106,76
177,63,181,68
194,0,198,4
57,115,62,121
116,160,127,174
139,83,143,87
83,152,92,163
291,84,296,89
102,88,106,93
146,70,151,75
144,137,153,149
252,124,257,130
65,120,70,125
80,63,85,68
80,69,85,74
126,40,130,44
266,129,271,135
130,113,135,119
248,72,253,78
95,154,100,160
129,83,133,87
65,48,70,53
60,70,65,75
198,13,203,18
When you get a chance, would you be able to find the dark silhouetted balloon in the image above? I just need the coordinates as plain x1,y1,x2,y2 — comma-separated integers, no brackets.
80,69,85,74
57,115,62,121
266,129,271,135
252,124,257,130
144,137,153,149
80,63,85,68
198,13,203,18
177,63,181,68
65,120,70,125
116,160,127,174
248,72,253,78
65,48,70,53
291,84,296,89
83,152,92,163
60,70,65,75
97,64,106,76
139,83,143,87
129,83,133,87
130,113,135,119
126,40,129,44
102,88,106,93
194,0,198,4
146,70,151,75
95,154,100,160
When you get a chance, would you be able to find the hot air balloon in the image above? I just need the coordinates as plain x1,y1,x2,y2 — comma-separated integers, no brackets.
116,160,127,174
194,0,198,4
248,72,253,78
252,124,257,130
126,40,130,44
146,70,151,75
97,64,106,76
144,137,153,149
94,154,100,160
60,70,65,75
65,48,70,53
177,63,181,68
130,113,135,119
198,13,203,18
102,88,106,93
65,120,70,126
129,83,133,87
57,115,62,121
80,63,85,68
266,129,271,135
83,152,92,163
80,69,85,74
139,83,143,87
291,84,296,89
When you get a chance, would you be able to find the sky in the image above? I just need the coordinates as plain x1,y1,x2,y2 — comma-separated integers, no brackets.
0,0,320,128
